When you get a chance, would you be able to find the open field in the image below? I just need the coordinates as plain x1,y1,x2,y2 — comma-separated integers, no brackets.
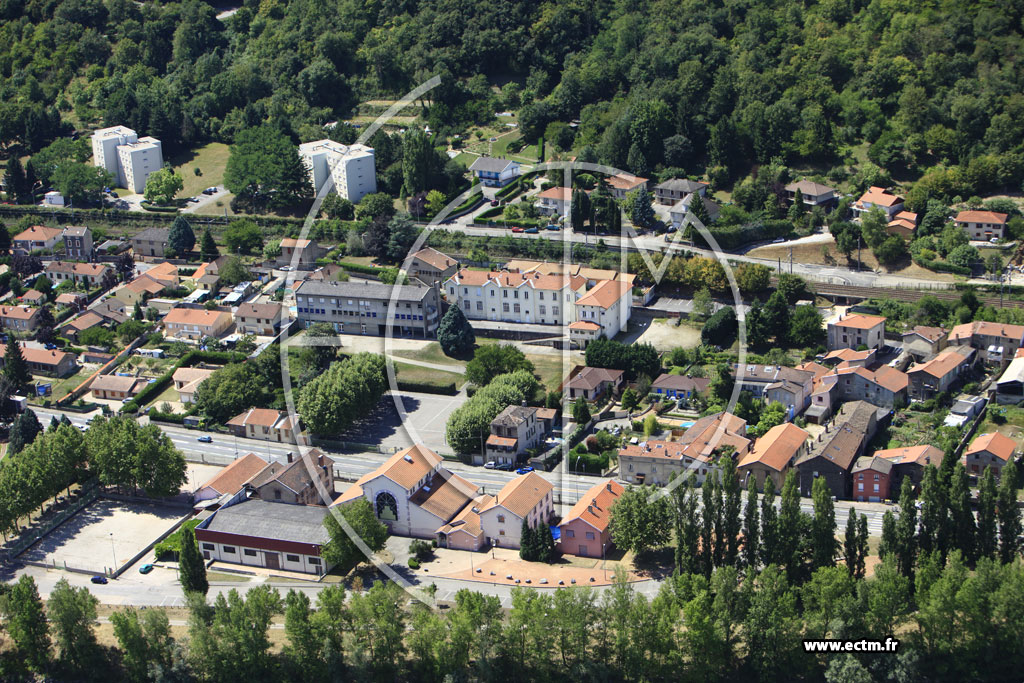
30,368,87,403
170,143,231,197
747,236,956,282
390,341,463,366
392,360,465,389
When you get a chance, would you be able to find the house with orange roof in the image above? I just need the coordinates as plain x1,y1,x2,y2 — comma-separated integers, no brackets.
12,225,64,254
822,347,876,369
955,210,1009,240
851,186,904,220
535,186,573,216
226,407,309,446
948,320,1024,364
606,173,648,201
60,311,104,341
963,432,1017,478
0,305,42,332
332,444,482,538
618,412,750,486
0,344,77,377
247,449,335,506
19,290,45,306
559,479,624,558
874,445,944,491
194,452,272,506
902,325,947,360
114,274,170,305
572,279,632,344
436,493,495,551
163,306,233,340
827,313,886,351
907,346,975,400
89,374,148,400
45,261,112,288
478,472,554,549
738,422,809,491
234,302,284,336
278,237,324,269
886,211,918,239
173,366,217,404
407,247,459,285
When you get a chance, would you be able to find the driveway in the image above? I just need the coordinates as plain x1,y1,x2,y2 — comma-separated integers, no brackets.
343,390,468,455
182,186,227,213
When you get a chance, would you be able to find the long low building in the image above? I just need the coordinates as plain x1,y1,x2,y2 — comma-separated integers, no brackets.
294,280,441,338
194,497,330,575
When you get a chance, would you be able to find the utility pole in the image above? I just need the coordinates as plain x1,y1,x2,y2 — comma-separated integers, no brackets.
789,246,793,274
857,236,861,271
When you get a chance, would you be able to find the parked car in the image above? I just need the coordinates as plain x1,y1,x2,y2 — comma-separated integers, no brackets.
510,226,524,233
496,463,514,471
545,224,560,231
490,199,499,207
484,461,497,469
524,226,539,234
516,466,535,475
139,563,154,574
202,187,218,195
197,435,212,443
90,575,108,585
189,196,200,203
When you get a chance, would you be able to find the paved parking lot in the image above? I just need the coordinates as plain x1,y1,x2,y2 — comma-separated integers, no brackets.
343,390,467,455
21,498,187,574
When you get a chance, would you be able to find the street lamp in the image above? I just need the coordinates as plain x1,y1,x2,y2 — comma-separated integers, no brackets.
109,532,117,575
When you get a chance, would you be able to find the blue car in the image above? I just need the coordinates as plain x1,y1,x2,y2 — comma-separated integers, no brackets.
90,575,108,585
197,435,212,443
516,466,535,475
524,226,539,234
545,224,560,231
139,563,154,574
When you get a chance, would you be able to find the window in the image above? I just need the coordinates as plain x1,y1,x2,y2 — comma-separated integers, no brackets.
499,529,505,536
476,301,483,311
873,474,879,481
202,543,214,551
873,484,879,493
513,304,521,313
223,546,236,554
309,557,321,565
498,514,505,523
244,549,257,557
503,303,510,313
566,529,575,538
553,306,559,316
585,532,595,540
539,305,546,315
286,554,300,563
858,483,864,491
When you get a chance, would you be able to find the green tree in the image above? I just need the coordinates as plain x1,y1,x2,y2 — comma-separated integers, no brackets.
761,290,791,344
997,458,1021,564
609,485,672,554
3,340,31,391
357,192,397,221
778,470,806,584
626,188,655,228
4,156,34,204
743,476,760,570
691,286,713,322
47,578,100,677
179,525,209,595
52,162,110,206
620,387,639,413
894,477,918,579
223,219,263,255
437,305,476,358
466,345,533,386
143,167,184,205
571,396,591,425
843,508,862,579
2,575,51,674
721,456,743,568
402,128,438,196
701,306,738,347
811,476,837,570
949,462,976,563
570,188,590,232
743,565,802,681
223,125,312,211
759,477,779,567
166,215,195,256
200,226,219,260
298,353,388,435
110,607,176,683
788,305,824,348
322,498,389,574
977,465,998,561
689,193,712,227
8,408,42,454
384,213,419,262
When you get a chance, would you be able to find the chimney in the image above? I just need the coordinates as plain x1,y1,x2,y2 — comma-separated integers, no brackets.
286,453,293,463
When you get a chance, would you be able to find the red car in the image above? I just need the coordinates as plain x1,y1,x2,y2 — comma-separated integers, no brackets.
511,226,524,233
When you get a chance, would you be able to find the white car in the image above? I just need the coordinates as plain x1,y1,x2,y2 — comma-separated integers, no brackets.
483,461,497,469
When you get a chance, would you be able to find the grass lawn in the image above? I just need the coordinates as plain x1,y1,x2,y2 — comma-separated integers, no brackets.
525,352,573,393
452,151,476,167
390,341,465,367
144,382,180,408
31,368,87,402
978,405,1024,441
747,236,956,282
192,192,236,216
170,142,231,197
391,360,465,389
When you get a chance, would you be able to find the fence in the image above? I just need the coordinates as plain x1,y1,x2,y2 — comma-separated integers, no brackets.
0,479,100,563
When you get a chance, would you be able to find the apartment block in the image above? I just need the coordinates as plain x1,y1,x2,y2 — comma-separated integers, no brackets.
91,126,163,193
294,280,440,338
298,139,376,203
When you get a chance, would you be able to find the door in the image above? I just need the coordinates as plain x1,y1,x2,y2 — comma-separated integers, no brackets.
579,545,588,557
265,552,280,570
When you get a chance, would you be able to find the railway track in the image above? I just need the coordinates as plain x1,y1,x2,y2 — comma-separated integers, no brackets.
810,282,1024,308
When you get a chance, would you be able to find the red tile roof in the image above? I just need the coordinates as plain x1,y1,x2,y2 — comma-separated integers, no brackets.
561,479,624,533
955,210,1008,225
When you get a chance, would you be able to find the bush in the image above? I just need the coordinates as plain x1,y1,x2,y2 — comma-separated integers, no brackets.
153,520,202,560
409,539,434,561
408,558,421,569
395,380,458,395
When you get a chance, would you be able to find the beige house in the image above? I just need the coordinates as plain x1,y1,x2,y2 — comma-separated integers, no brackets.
963,432,1016,479
955,210,1009,240
907,347,974,400
606,174,648,201
407,247,458,285
61,311,104,341
0,344,77,377
477,472,554,550
484,405,556,466
534,186,572,216
227,408,310,446
948,321,1024,364
565,366,625,401
902,326,947,360
45,261,112,288
247,449,335,506
0,306,42,332
654,178,708,205
89,374,147,400
172,366,217,404
234,302,284,336
784,180,837,208
278,238,324,269
194,452,270,505
827,313,886,351
115,274,169,305
851,187,904,220
738,422,809,491
13,225,63,254
163,307,233,340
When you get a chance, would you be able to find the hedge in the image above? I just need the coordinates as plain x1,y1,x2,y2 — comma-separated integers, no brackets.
139,201,180,213
337,261,387,276
695,219,796,251
153,520,201,560
913,255,971,276
495,177,524,199
396,380,458,395
121,349,246,413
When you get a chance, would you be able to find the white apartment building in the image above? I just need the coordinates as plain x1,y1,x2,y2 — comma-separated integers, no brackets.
443,268,633,339
298,139,376,203
91,126,163,193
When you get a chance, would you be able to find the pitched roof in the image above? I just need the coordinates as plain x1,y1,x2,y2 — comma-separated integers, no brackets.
173,366,216,389
131,227,169,243
227,408,288,429
903,326,946,343
874,445,944,468
965,432,1016,463
63,311,103,332
0,306,40,320
199,453,271,495
561,479,624,533
55,292,86,305
46,261,110,277
0,344,74,367
469,157,517,173
14,225,63,242
249,449,328,497
796,401,879,471
852,455,893,475
651,373,711,393
794,361,830,378
163,307,232,327
280,238,315,249
89,374,146,393
908,348,969,379
620,412,750,465
437,493,493,539
447,268,587,292
409,470,479,521
656,178,709,193
491,405,538,428
949,321,1024,344
234,302,282,319
872,365,910,393
606,174,648,191
955,210,1008,225
123,275,168,295
568,320,601,331
483,472,553,518
566,366,624,391
824,348,874,363
575,279,631,309
855,187,903,208
62,226,90,237
537,186,572,201
832,313,885,330
739,422,809,473
785,180,836,196
378,444,444,489
411,247,457,271
19,290,45,303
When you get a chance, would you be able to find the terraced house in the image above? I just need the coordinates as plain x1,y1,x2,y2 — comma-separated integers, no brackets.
45,261,111,288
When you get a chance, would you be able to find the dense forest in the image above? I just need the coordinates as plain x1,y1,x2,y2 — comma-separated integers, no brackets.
2,0,1024,195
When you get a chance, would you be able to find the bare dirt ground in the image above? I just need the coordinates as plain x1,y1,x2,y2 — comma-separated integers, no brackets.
633,320,703,351
748,236,956,282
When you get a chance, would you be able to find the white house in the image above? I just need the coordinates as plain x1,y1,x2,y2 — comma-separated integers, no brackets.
468,157,520,187
535,186,572,217
477,472,554,549
298,139,376,203
91,126,163,193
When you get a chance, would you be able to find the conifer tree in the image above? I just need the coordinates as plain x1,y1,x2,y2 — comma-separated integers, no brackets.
811,477,836,570
977,466,998,561
178,527,209,595
997,458,1021,564
3,340,31,390
742,477,760,571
